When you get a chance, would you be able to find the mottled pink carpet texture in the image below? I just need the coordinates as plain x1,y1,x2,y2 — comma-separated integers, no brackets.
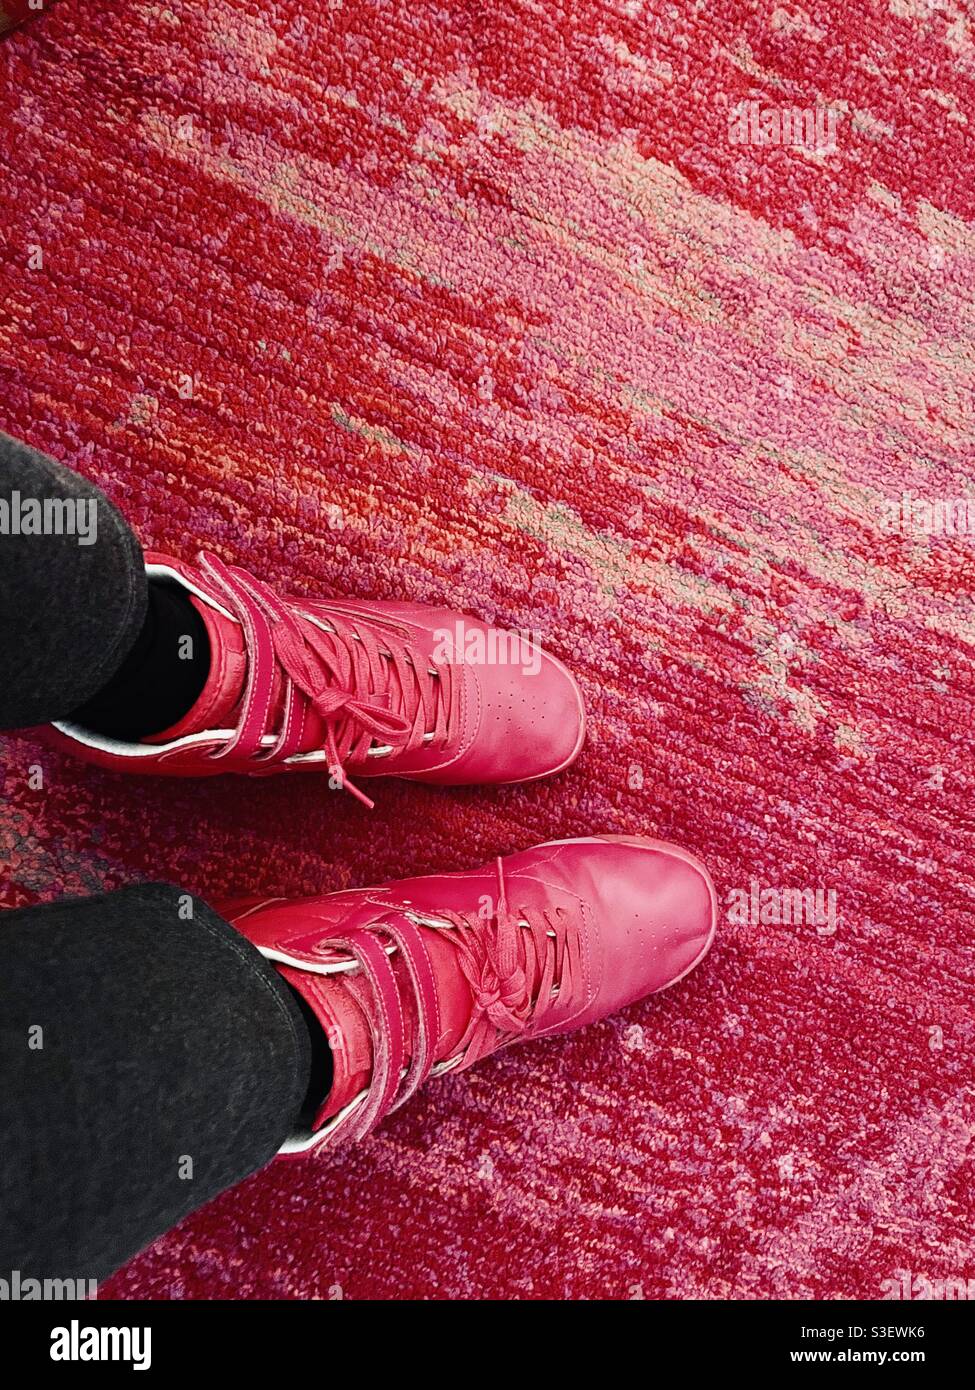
1,1,974,1300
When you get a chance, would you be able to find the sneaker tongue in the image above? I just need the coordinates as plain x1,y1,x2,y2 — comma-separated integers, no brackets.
278,929,477,1132
144,593,253,743
277,967,377,1128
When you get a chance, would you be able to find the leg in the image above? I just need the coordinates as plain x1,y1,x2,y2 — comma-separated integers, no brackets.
0,884,312,1282
0,430,211,735
0,430,147,728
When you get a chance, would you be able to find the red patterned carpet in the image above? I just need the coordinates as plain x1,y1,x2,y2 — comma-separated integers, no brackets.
2,1,974,1300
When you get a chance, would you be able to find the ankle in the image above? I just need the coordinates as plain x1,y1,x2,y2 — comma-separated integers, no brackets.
72,578,211,740
284,982,335,1121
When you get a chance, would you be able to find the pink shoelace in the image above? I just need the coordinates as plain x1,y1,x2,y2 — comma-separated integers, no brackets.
198,551,458,808
327,859,583,1144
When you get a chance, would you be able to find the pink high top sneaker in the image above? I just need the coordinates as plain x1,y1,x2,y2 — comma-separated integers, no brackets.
43,551,586,805
225,835,717,1157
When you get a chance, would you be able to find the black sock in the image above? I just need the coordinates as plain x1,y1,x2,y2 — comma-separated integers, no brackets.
72,579,211,740
286,984,335,1119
